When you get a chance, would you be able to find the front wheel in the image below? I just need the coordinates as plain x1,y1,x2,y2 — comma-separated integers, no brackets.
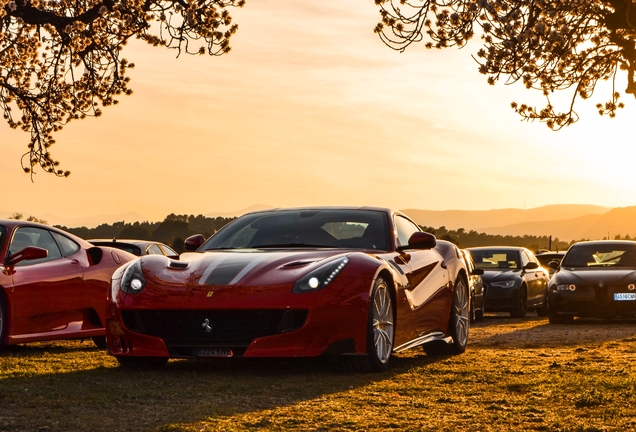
348,277,395,372
447,277,469,354
510,286,527,318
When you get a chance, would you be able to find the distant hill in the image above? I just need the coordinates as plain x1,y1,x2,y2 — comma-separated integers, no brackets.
402,204,609,232
479,206,636,241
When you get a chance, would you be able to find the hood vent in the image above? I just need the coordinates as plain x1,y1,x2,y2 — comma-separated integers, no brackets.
280,260,317,269
169,260,189,269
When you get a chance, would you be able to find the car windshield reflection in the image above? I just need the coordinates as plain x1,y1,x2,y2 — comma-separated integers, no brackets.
202,209,390,251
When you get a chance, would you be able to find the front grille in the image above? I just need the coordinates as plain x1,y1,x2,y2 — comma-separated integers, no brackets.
121,309,308,348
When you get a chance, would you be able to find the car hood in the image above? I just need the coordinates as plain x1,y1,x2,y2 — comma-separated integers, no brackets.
139,249,357,287
480,269,522,283
554,268,636,286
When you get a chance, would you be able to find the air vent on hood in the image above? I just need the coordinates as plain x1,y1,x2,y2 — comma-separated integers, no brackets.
280,260,317,269
169,261,189,269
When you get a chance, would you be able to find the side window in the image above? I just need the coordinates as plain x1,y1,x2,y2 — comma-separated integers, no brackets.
395,216,420,247
160,245,178,256
51,232,80,256
9,227,63,266
147,244,164,255
520,250,531,268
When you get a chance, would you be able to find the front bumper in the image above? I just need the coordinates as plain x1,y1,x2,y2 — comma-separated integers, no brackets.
107,276,371,359
548,286,636,318
483,284,521,312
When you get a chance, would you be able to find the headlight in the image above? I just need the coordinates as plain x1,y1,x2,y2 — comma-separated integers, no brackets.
557,284,576,291
490,280,515,288
121,259,146,294
293,257,349,293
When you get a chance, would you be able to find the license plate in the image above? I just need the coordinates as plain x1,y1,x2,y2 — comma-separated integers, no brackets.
614,293,636,301
195,348,233,358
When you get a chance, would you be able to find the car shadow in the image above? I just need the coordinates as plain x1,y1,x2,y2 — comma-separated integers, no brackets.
0,342,441,431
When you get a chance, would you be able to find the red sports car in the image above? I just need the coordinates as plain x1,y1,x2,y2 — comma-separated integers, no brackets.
106,207,470,371
0,219,135,349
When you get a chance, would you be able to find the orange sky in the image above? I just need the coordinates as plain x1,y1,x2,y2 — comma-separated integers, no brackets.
2,0,635,226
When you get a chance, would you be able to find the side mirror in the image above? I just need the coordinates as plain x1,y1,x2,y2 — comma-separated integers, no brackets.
398,232,436,251
184,234,206,252
471,268,484,276
7,246,48,266
548,260,560,270
524,262,539,270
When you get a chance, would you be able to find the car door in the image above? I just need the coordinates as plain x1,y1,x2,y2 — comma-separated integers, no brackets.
520,249,543,307
393,216,449,333
8,226,84,337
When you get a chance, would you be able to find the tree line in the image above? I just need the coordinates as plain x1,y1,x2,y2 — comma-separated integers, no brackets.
419,226,573,253
56,214,236,253
50,213,577,254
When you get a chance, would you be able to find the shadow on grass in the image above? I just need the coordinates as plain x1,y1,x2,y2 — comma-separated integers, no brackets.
471,314,636,349
0,342,440,431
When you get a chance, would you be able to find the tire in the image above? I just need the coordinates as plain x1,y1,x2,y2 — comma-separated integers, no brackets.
115,356,169,368
447,277,469,355
0,295,6,349
348,277,395,372
510,285,527,318
475,303,485,322
91,336,107,349
536,293,549,317
469,291,476,324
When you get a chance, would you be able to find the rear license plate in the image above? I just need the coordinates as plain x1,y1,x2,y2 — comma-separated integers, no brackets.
195,348,233,358
614,293,636,301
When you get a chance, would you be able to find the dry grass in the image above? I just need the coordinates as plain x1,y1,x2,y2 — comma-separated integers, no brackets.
2,315,636,431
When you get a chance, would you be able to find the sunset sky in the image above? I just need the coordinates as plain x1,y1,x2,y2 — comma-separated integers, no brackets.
2,0,634,226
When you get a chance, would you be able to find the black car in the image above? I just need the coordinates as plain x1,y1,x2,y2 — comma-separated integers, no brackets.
88,239,179,259
461,249,485,322
536,251,566,276
547,240,636,323
467,246,550,318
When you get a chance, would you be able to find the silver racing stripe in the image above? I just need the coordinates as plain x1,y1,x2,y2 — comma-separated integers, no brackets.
198,255,232,285
198,253,279,286
228,254,270,285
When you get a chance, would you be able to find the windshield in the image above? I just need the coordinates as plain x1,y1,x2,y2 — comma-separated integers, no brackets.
470,249,520,270
561,243,636,268
201,209,390,251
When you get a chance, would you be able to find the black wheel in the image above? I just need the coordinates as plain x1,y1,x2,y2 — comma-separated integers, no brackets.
536,293,549,317
510,286,527,318
115,356,168,368
0,295,6,349
91,336,107,349
348,277,395,372
447,277,469,355
475,303,485,322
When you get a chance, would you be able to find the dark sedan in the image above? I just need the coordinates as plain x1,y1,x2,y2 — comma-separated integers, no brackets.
467,246,550,318
88,239,179,259
547,240,636,323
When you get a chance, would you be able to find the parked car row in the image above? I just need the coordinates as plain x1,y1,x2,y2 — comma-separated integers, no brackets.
1,208,471,372
2,209,636,372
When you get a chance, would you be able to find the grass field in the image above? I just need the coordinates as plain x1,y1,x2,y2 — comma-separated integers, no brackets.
2,315,636,431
